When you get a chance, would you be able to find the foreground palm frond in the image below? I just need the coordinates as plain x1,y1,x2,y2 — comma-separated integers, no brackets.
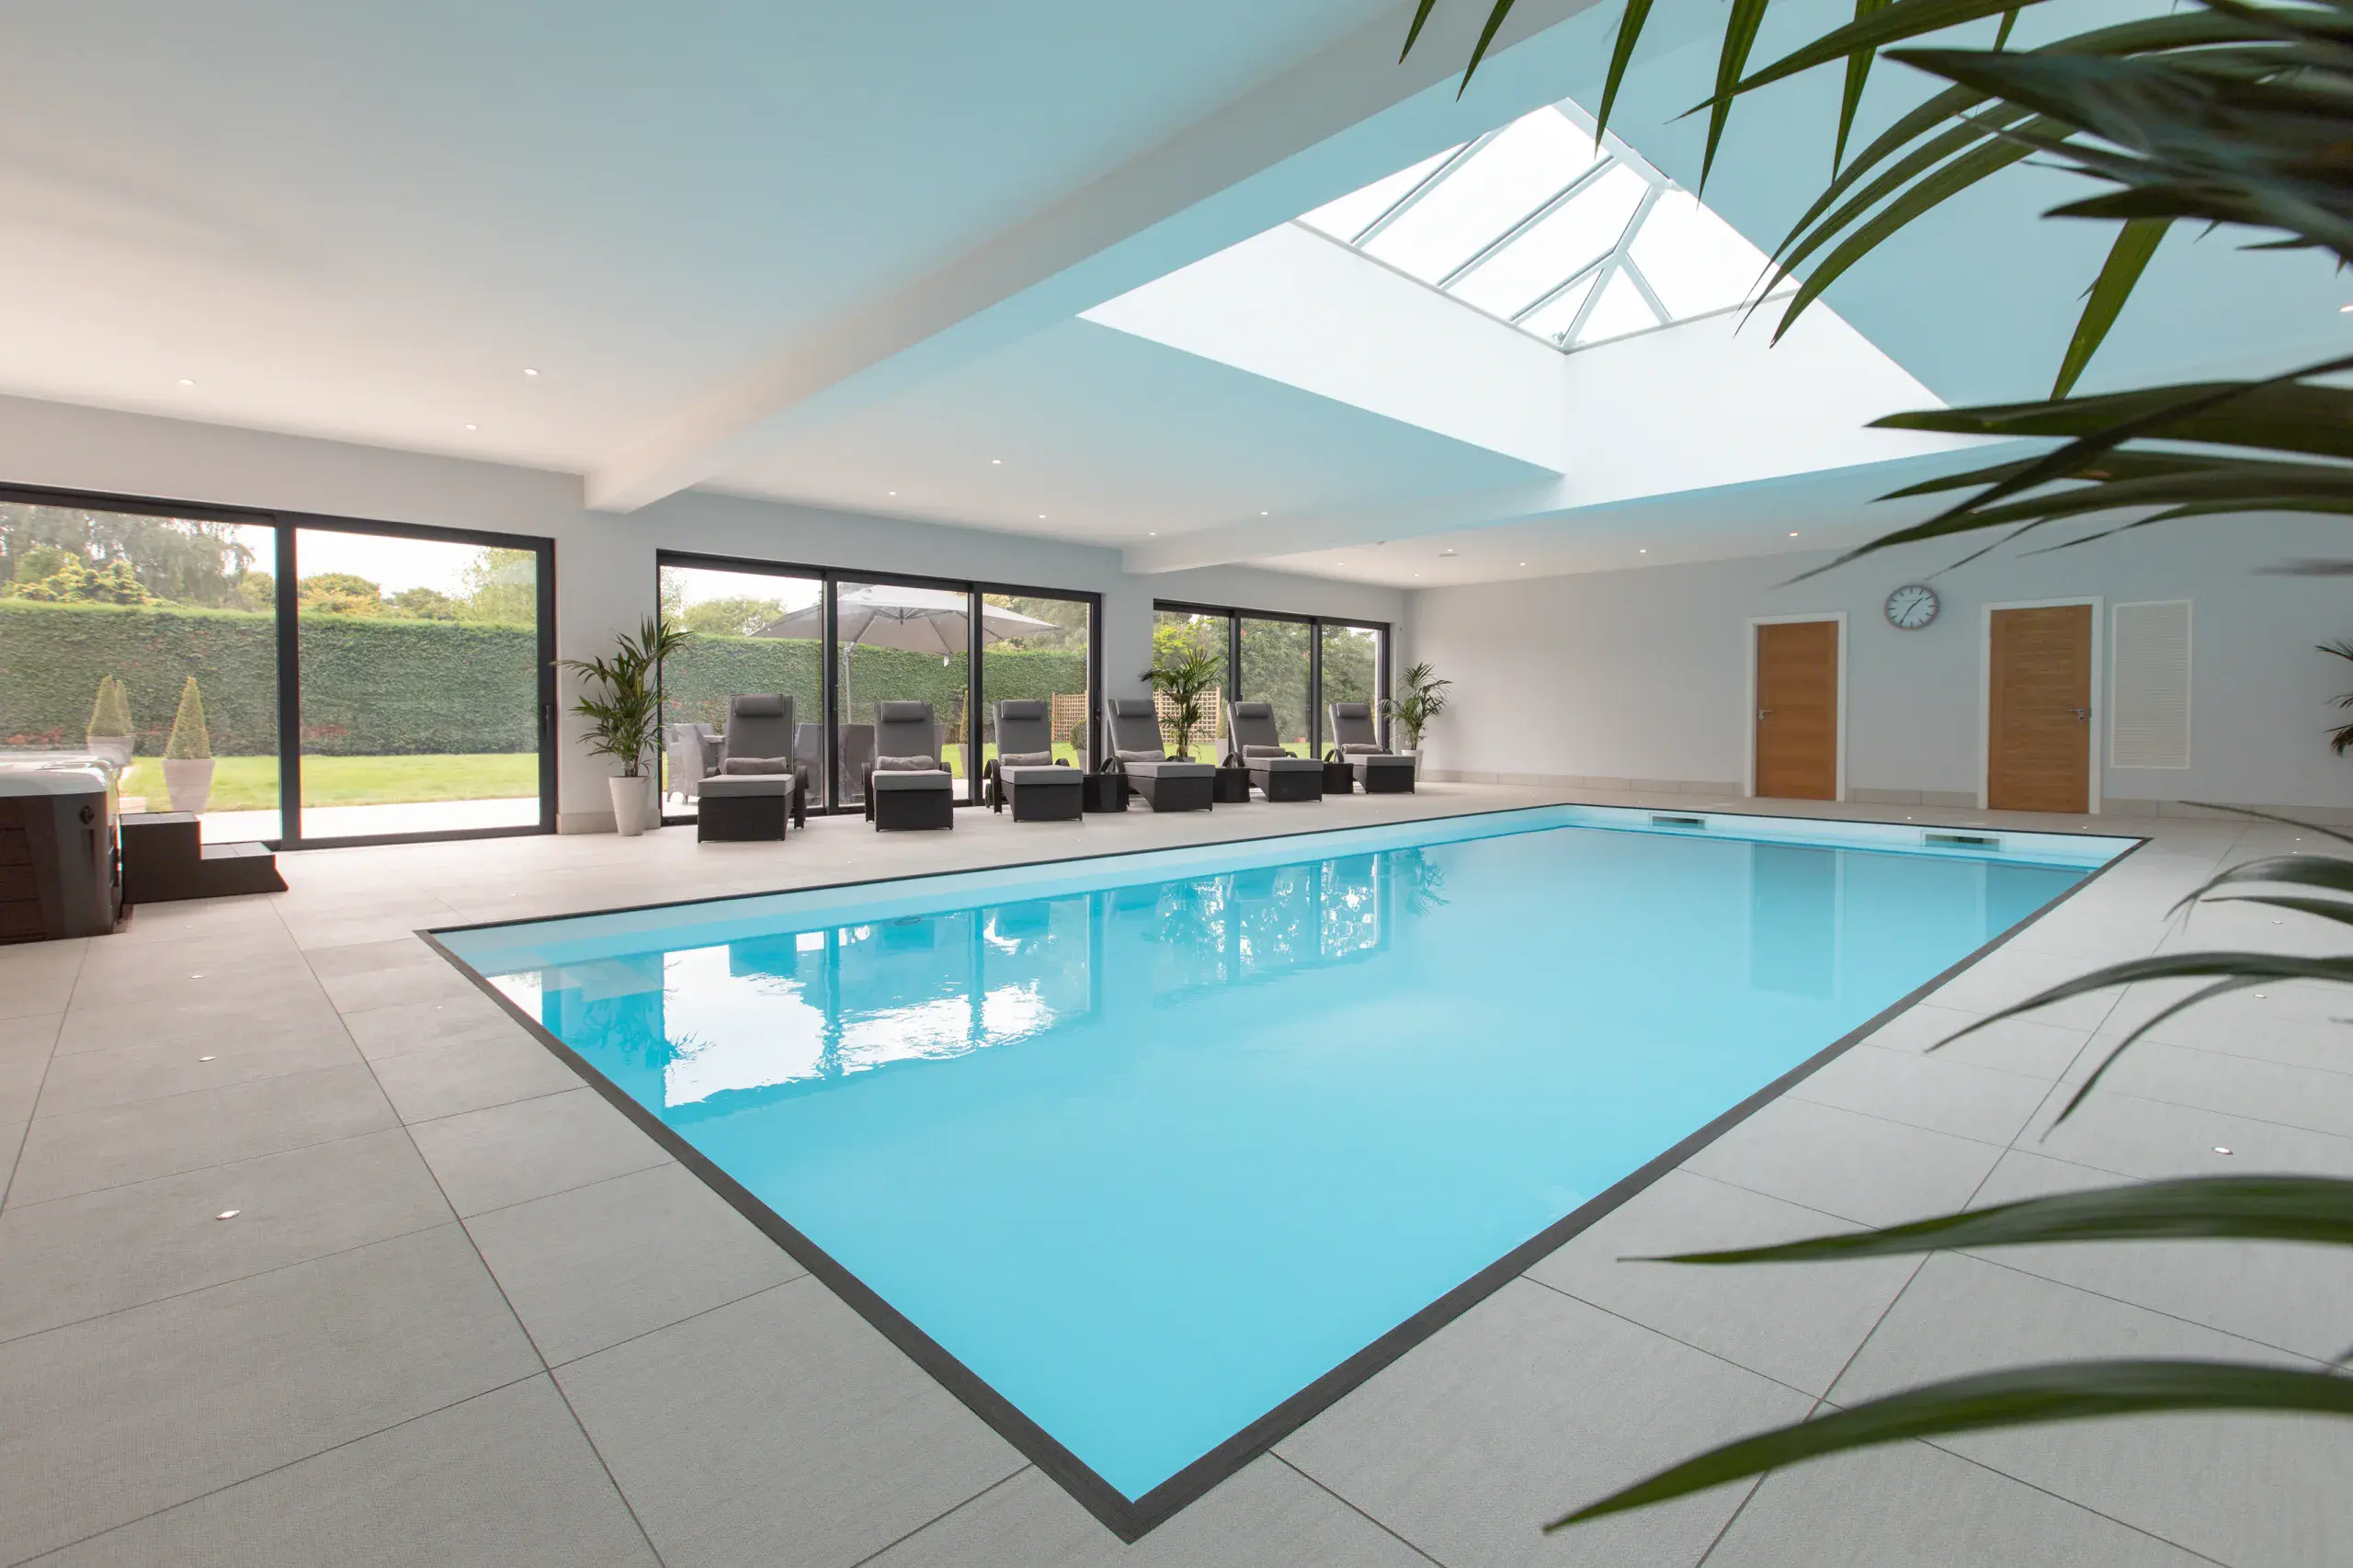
1548,1360,2353,1528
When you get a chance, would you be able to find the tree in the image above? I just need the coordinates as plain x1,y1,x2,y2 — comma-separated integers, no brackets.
3,552,158,606
0,503,261,608
298,573,385,616
387,585,461,619
458,548,537,624
677,597,786,637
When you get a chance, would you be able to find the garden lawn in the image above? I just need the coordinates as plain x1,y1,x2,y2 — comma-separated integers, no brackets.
124,753,539,811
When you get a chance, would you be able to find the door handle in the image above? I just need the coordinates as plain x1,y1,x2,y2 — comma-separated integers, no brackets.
1756,709,1773,720
2069,708,2090,721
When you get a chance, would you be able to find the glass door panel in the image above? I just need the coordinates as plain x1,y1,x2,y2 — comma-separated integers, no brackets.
658,562,825,816
1149,608,1228,763
1239,615,1313,756
0,500,279,843
294,528,542,840
981,593,1093,773
836,579,972,806
1318,622,1385,748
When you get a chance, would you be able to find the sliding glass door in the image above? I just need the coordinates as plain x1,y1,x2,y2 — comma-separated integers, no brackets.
661,553,1101,817
983,593,1093,770
0,484,556,848
1150,607,1229,763
294,527,549,842
657,559,825,819
1155,602,1390,757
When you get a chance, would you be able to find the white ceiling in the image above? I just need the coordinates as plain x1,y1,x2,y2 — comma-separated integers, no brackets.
0,0,2310,591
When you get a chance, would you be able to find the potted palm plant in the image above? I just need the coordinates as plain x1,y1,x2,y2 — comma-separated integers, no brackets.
161,676,213,813
562,618,689,836
1142,642,1222,763
1383,662,1450,778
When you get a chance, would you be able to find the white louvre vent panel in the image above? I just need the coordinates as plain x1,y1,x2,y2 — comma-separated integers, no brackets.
2111,600,2192,768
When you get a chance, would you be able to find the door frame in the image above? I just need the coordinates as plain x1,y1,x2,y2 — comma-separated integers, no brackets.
1979,596,2103,814
1744,612,1847,802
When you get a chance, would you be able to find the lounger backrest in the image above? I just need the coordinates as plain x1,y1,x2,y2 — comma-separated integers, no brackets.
1103,698,1165,759
1327,701,1381,752
872,700,938,765
1226,699,1284,754
724,695,795,761
993,699,1054,758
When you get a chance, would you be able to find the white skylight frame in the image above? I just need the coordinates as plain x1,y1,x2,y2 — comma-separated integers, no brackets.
1296,99,1789,353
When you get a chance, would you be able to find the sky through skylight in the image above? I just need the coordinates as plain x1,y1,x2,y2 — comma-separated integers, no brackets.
1297,101,1779,351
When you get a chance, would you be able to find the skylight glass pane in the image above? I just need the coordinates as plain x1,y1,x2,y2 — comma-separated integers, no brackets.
1626,190,1773,317
1450,164,1648,319
1573,267,1662,346
1360,108,1597,284
1298,145,1461,245
1517,271,1597,344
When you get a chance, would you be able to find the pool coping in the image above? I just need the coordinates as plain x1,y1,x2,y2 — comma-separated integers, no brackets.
417,801,2148,1542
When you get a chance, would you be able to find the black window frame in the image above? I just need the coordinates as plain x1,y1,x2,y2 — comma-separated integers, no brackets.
1152,599,1392,754
657,550,1104,818
0,480,559,851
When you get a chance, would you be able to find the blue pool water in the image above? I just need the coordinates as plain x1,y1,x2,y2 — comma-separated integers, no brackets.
439,806,2125,1502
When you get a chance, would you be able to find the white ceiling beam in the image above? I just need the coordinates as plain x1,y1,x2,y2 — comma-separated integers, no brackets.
583,0,1608,512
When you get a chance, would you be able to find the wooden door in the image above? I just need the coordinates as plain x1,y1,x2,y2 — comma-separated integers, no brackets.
1755,620,1839,800
1989,605,2093,812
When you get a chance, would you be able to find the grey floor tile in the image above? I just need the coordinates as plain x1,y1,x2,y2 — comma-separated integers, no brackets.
0,970,79,1020
556,1279,1025,1568
1678,1096,2006,1229
0,1223,541,1563
0,1010,63,1063
466,1163,802,1364
369,1032,584,1124
1926,948,2131,1031
2021,1084,2353,1181
340,991,529,1062
0,1127,450,1343
75,926,301,986
38,1375,655,1568
302,935,449,983
31,1028,359,1119
2128,990,2353,1076
1832,1253,2352,1568
2065,1038,2353,1140
0,1048,44,1125
55,984,346,1056
1709,1437,2210,1567
1789,1043,2051,1145
1961,1149,2353,1364
1859,1002,2091,1080
1279,1279,1813,1568
111,896,281,943
74,955,320,1015
408,1086,671,1217
322,959,497,1016
868,1460,1438,1568
0,1119,24,1188
7,1062,396,1205
1524,1171,1916,1396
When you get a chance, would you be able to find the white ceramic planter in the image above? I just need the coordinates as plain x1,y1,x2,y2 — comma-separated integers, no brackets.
1404,747,1424,778
609,773,659,836
162,757,215,813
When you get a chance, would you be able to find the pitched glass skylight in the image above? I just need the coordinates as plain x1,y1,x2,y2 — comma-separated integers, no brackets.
1297,101,1779,351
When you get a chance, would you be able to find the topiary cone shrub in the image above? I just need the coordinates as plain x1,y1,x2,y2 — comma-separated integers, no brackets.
83,676,135,769
161,676,215,813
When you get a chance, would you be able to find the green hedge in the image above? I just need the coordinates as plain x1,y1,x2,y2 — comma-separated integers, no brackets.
0,599,537,756
0,599,1089,758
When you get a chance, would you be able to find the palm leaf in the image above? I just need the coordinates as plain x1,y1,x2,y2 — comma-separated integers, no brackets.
1701,0,1778,189
1400,0,1440,62
1638,1175,2353,1263
2052,218,2168,396
1835,0,1893,170
1597,0,1659,145
1874,380,2353,462
1549,1361,2353,1527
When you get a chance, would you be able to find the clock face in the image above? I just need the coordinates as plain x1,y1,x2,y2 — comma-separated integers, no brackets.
1885,584,1938,630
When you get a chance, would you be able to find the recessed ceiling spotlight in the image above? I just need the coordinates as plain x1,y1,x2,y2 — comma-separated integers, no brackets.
1037,513,1047,519
1148,530,1156,536
1438,549,1459,558
1260,510,1268,517
888,490,897,496
990,458,1002,465
1789,530,1800,537
464,423,478,430
523,368,540,377
176,377,196,386
1639,547,1648,553
2341,304,2353,313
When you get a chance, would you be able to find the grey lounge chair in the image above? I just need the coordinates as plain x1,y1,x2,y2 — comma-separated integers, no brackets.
1325,701,1415,794
984,700,1082,822
663,722,721,803
1224,699,1324,802
699,695,808,841
862,700,955,830
1103,698,1214,812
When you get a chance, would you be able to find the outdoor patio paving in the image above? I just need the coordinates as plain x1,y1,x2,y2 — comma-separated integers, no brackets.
1,783,2346,1566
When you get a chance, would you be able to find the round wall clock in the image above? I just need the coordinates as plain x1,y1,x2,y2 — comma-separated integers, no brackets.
1884,584,1938,630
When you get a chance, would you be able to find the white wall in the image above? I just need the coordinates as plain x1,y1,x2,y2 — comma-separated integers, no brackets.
0,394,1402,828
1407,517,2353,814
